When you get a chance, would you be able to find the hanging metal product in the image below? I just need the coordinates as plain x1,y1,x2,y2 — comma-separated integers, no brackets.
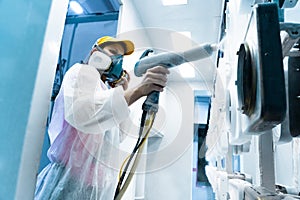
288,55,300,137
236,3,286,134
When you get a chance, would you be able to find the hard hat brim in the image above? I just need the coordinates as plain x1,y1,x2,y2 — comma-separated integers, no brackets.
98,38,135,55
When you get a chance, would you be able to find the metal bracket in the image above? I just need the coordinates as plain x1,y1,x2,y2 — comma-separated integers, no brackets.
245,186,282,200
280,0,299,8
245,186,300,199
280,23,300,57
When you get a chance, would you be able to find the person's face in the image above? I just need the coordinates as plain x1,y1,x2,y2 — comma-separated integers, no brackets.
102,43,125,56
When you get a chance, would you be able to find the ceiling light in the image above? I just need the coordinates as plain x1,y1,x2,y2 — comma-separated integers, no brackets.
69,1,83,14
162,0,188,6
178,63,195,78
178,31,191,38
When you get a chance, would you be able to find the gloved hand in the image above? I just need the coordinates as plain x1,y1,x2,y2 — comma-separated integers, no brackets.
112,70,130,90
137,66,170,95
124,66,170,106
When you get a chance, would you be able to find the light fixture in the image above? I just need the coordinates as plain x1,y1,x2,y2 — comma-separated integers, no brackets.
178,31,191,38
69,1,84,14
178,63,195,78
162,0,188,6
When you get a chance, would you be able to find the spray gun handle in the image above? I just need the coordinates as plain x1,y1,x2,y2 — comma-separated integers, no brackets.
138,49,160,112
142,91,160,112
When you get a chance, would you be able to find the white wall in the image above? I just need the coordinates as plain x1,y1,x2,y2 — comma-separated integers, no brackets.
118,0,144,33
144,82,194,200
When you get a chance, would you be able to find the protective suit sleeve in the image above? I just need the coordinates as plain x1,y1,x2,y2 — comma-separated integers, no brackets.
63,64,130,134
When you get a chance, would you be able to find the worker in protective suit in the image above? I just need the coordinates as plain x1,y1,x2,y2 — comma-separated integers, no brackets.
34,36,170,200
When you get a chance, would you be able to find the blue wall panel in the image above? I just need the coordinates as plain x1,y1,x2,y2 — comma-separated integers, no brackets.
0,0,51,199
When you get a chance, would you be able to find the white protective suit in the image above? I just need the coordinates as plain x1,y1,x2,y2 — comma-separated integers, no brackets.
35,63,130,200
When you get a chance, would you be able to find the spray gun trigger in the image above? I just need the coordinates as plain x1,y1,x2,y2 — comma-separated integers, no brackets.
139,49,154,59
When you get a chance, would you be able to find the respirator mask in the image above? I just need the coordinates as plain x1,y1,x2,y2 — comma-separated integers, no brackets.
88,47,128,88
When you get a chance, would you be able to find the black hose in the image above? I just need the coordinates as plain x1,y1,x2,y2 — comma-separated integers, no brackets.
114,110,148,199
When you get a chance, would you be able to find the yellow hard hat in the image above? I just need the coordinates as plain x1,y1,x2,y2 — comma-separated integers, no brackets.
95,36,135,55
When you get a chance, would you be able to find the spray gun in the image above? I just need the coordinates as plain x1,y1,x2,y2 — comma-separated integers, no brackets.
114,43,218,200
134,43,218,112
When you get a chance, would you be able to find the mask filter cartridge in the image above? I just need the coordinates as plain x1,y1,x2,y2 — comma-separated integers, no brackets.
88,51,112,71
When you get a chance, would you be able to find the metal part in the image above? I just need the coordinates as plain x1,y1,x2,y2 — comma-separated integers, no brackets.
233,142,251,154
279,118,294,143
280,23,300,57
288,50,300,57
227,173,246,180
280,0,299,8
245,185,300,199
253,0,272,3
276,65,293,144
259,132,276,192
238,3,286,133
245,186,282,200
236,43,256,116
65,12,119,24
288,56,300,136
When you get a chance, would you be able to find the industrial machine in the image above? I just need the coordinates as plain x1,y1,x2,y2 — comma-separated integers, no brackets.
205,0,300,199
